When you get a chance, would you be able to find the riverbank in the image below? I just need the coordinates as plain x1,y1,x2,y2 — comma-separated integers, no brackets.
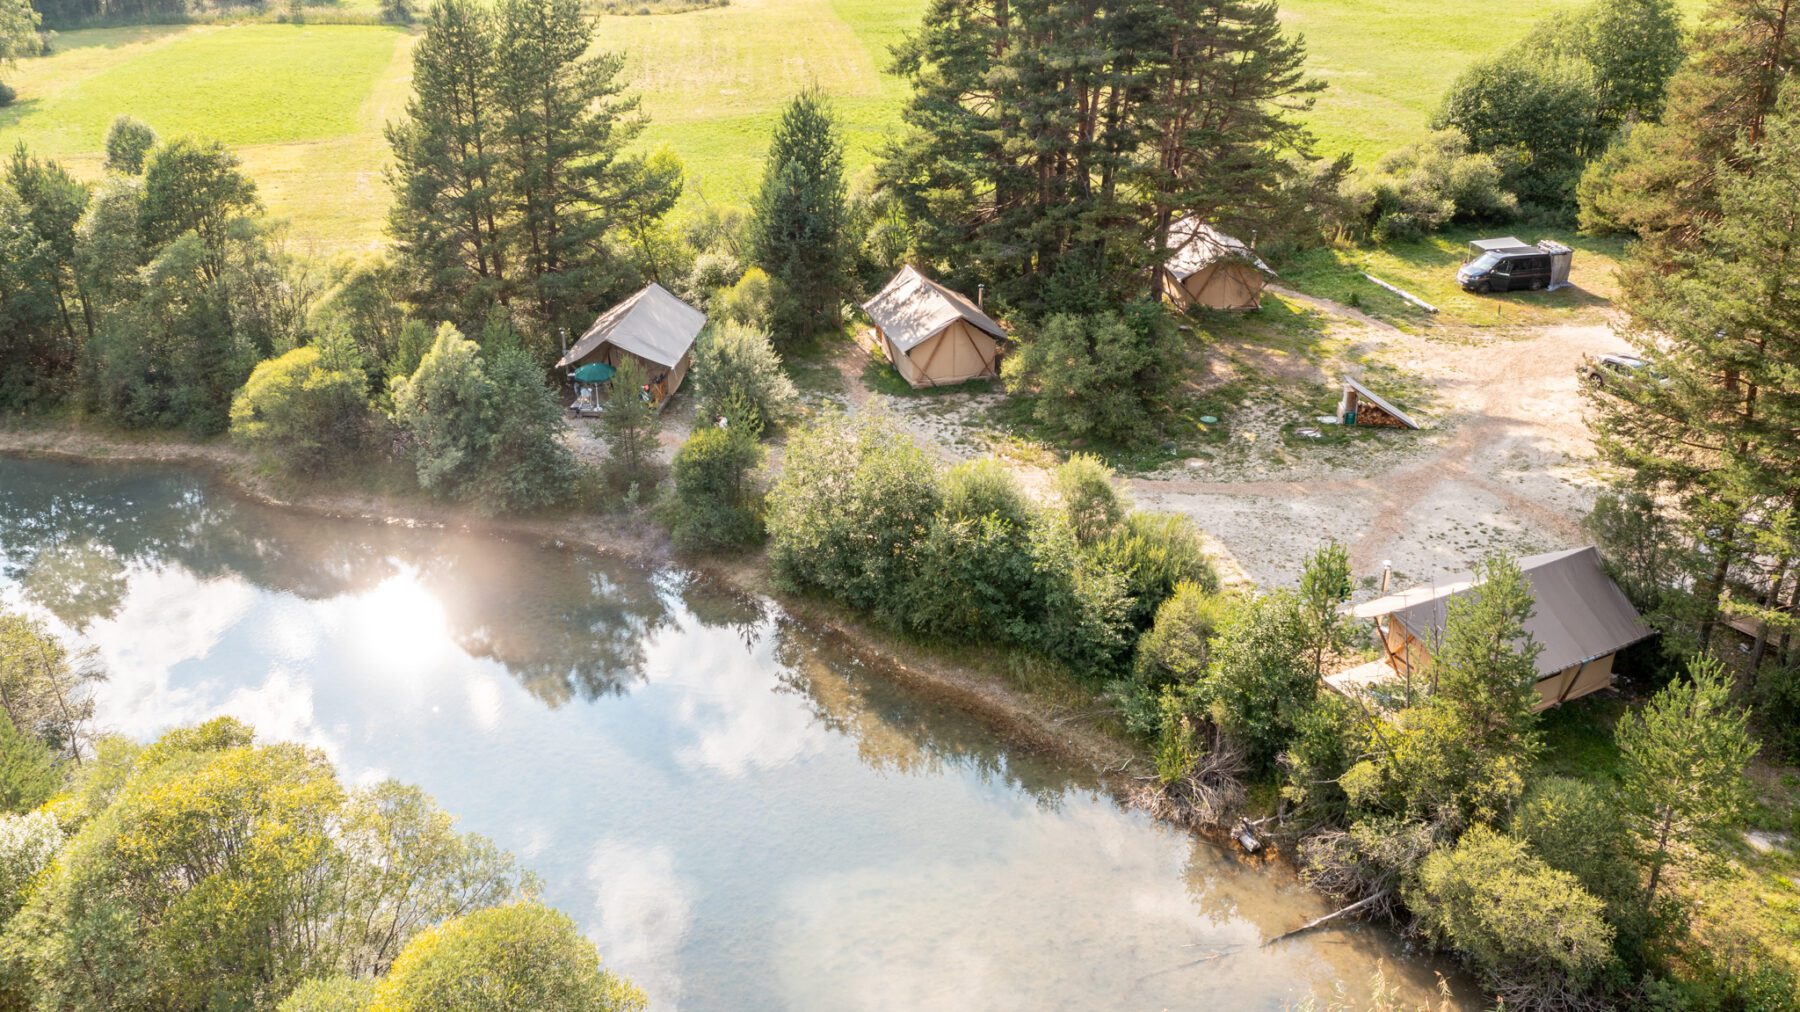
0,419,1142,788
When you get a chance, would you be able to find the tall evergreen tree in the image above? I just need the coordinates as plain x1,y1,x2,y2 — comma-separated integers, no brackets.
1615,657,1756,912
495,0,671,339
1588,83,1800,656
880,0,1317,312
751,88,851,343
389,0,681,350
1578,0,1800,245
387,0,512,321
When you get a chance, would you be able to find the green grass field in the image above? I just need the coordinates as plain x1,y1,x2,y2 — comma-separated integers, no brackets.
0,23,413,252
0,0,1700,249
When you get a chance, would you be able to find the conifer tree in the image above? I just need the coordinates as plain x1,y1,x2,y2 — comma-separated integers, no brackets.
601,356,661,492
495,0,670,338
752,88,850,343
881,0,1318,312
1614,657,1756,911
1588,83,1800,654
1578,0,1800,245
387,0,512,321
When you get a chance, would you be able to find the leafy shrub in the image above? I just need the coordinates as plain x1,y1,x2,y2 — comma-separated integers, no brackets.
1342,700,1532,830
691,321,798,431
896,459,1040,640
370,902,645,1011
276,976,375,1012
1408,825,1615,1002
1511,775,1652,965
1277,692,1359,824
682,249,742,308
102,116,156,175
0,714,57,815
1021,520,1135,680
667,425,763,551
1511,776,1635,904
1118,582,1234,737
716,266,772,329
229,338,372,476
1433,58,1603,209
765,412,941,612
0,809,61,923
1200,591,1317,771
390,324,495,496
378,0,413,23
1053,454,1127,545
0,82,13,109
1002,303,1181,445
475,343,578,513
1345,130,1517,243
1102,510,1218,630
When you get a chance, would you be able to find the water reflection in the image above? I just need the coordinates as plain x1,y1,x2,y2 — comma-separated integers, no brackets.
0,457,1462,1010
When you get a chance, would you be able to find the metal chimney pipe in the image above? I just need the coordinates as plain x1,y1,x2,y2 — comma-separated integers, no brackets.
977,284,985,310
1379,560,1392,594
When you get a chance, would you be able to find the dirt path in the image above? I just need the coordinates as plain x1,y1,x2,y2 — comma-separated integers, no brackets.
837,287,1626,593
1134,313,1627,591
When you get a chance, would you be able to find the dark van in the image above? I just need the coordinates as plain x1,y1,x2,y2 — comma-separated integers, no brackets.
1456,246,1554,293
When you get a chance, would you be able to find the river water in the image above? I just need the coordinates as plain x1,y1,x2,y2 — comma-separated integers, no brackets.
0,456,1459,1010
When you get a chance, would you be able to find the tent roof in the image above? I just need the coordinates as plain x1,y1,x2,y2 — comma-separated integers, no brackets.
1469,236,1536,256
557,282,706,370
1164,218,1274,281
1343,376,1421,429
1350,546,1653,678
861,265,1006,353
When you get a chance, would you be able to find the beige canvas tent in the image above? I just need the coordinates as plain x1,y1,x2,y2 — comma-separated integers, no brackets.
862,266,1006,388
1159,218,1275,310
556,282,706,409
1332,546,1653,710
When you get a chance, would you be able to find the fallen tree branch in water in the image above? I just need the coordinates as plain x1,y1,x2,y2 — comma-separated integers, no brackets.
1261,890,1392,947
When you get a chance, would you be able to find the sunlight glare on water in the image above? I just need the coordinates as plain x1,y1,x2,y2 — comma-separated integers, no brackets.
0,457,1467,1011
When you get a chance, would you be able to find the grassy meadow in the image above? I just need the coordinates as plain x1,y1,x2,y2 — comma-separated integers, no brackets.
0,0,1701,249
0,23,414,252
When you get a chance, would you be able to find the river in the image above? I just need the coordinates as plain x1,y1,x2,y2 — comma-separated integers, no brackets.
0,455,1460,1010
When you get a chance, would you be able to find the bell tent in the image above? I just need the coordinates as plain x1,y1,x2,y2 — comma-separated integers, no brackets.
1159,218,1275,311
862,266,1006,388
557,282,706,408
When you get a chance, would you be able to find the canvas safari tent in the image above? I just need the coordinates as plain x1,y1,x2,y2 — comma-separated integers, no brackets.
862,265,1006,388
556,282,706,408
1159,217,1275,311
1332,546,1653,711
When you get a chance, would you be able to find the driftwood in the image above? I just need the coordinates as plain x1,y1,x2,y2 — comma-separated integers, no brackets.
1262,890,1392,947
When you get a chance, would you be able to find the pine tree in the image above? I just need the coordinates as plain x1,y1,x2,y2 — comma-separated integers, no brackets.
1614,656,1756,911
601,356,661,493
1428,554,1543,746
495,0,664,338
387,0,511,321
1588,83,1800,655
752,88,850,343
880,0,1318,313
1578,0,1800,245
